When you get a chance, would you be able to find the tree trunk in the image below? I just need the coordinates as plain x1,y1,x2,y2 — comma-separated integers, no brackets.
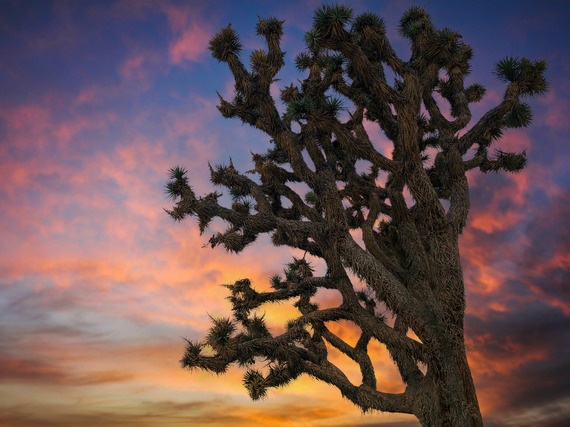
414,313,483,426
421,346,482,426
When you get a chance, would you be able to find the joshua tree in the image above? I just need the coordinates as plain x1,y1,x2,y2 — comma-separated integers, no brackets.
165,5,547,426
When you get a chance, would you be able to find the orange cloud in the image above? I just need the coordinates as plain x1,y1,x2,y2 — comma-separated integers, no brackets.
0,355,134,386
466,332,551,414
469,208,522,234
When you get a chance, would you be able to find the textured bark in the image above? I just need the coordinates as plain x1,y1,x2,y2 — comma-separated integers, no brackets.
166,6,547,426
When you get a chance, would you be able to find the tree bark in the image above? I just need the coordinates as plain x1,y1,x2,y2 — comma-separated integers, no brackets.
415,338,482,426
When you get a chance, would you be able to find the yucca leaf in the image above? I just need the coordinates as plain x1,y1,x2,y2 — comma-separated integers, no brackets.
318,53,344,71
270,274,283,289
314,4,353,32
206,317,235,350
169,166,187,180
399,6,429,38
304,29,321,53
286,319,297,330
352,12,385,35
243,370,267,400
247,314,269,339
504,102,532,128
256,16,284,37
250,49,267,70
304,191,318,205
294,52,312,71
465,83,486,103
164,181,180,200
482,149,527,173
209,23,242,62
285,97,315,121
266,363,293,387
180,340,202,369
518,58,549,97
494,56,520,82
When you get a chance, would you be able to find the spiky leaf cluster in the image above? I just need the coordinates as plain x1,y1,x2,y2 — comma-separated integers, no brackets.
209,24,242,62
245,314,270,340
352,12,385,36
313,4,353,37
495,56,548,96
303,29,321,54
164,166,188,200
285,97,316,120
465,83,486,103
180,340,202,369
495,56,521,82
256,17,284,38
399,6,431,39
243,369,267,400
250,49,267,71
518,57,548,96
504,102,533,128
294,52,312,72
482,149,527,173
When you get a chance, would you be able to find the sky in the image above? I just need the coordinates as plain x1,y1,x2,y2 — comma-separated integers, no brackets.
0,0,569,426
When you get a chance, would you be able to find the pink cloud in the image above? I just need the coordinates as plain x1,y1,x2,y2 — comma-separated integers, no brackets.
75,86,99,105
120,54,145,78
116,50,166,95
169,24,211,64
0,104,300,332
161,4,213,64
539,90,570,130
0,100,113,145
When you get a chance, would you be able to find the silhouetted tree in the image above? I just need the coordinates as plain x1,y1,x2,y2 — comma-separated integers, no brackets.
165,5,547,426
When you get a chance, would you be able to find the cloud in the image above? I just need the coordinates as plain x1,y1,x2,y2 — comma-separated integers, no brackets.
0,355,134,386
459,174,570,421
539,90,570,130
161,4,213,64
75,86,99,105
486,398,570,427
0,396,358,427
465,303,570,415
120,54,145,79
169,24,212,64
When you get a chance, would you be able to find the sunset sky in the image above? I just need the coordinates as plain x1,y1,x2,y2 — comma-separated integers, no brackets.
1,0,569,426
